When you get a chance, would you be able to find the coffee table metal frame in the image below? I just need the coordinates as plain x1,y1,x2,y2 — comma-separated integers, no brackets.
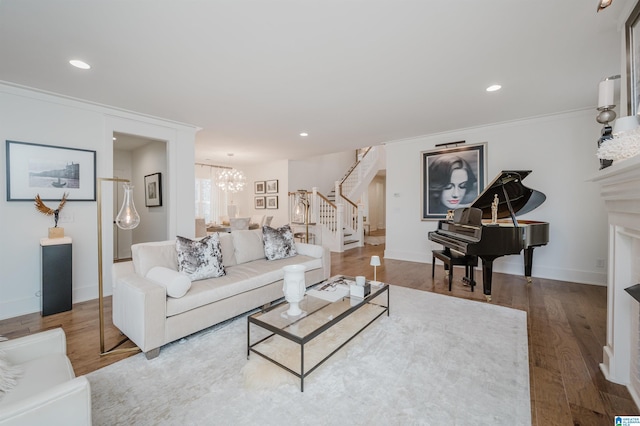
247,277,389,392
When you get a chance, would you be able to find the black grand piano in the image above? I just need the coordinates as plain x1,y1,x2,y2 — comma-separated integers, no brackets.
428,170,549,301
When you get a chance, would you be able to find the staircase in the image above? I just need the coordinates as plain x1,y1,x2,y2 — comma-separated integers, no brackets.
288,146,384,252
324,190,359,249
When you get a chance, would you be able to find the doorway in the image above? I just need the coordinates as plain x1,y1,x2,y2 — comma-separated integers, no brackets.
113,132,168,260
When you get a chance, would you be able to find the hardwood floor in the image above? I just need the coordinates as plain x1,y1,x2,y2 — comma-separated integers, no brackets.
1,232,637,425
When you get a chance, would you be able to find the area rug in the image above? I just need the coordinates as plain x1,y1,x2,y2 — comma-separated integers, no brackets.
364,235,385,245
86,286,530,425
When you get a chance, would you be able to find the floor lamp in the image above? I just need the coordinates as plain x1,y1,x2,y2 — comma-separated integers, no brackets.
97,177,141,356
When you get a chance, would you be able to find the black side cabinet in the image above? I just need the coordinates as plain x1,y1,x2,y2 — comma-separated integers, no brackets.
40,237,72,316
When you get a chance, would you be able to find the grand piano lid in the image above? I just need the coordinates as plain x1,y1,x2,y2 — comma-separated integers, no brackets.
471,170,546,220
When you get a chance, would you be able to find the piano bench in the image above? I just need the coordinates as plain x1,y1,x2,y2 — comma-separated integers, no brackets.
431,250,478,292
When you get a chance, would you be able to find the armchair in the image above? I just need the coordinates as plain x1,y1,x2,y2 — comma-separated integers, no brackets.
0,328,91,426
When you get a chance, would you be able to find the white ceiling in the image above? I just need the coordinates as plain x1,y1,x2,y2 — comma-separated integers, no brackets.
0,0,632,166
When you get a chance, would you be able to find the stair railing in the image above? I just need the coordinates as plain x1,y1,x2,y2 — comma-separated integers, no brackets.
288,144,382,252
339,146,377,203
288,189,342,249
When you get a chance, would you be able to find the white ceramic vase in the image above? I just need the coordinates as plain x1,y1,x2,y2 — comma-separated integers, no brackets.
282,264,306,316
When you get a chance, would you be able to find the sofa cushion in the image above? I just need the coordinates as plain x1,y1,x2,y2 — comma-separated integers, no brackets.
231,229,265,264
218,232,237,267
165,254,323,317
263,224,297,260
146,266,192,298
132,240,178,276
176,235,225,281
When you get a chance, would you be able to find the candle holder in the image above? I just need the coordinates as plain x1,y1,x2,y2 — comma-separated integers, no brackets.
596,75,620,170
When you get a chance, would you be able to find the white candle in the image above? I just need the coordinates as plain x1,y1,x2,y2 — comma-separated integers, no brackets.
598,79,615,107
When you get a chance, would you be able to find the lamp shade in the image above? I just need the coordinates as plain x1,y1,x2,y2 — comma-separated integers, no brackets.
370,255,381,266
115,183,140,230
613,116,640,135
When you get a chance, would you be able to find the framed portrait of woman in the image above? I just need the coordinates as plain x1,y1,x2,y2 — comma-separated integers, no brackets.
421,142,487,220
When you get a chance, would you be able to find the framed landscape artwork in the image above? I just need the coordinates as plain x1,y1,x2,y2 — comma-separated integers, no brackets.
255,196,265,209
6,140,96,201
421,142,487,220
254,181,265,194
144,172,162,207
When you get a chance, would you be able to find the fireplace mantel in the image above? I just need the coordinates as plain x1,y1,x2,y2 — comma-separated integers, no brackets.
592,154,640,407
592,154,640,217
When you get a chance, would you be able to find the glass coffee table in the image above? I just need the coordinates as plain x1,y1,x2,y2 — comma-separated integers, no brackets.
247,275,389,391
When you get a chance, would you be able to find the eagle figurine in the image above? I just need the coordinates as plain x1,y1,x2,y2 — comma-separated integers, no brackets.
35,192,69,227
597,0,613,12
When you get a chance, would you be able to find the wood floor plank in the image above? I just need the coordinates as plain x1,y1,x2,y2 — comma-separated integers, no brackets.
544,294,607,415
532,365,574,425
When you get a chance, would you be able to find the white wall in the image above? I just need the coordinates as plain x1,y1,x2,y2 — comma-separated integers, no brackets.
0,84,198,320
367,174,386,231
384,109,609,285
236,159,290,228
289,151,356,195
131,140,168,244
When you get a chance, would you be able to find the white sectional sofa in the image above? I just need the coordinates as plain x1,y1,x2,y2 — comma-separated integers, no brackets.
111,229,331,358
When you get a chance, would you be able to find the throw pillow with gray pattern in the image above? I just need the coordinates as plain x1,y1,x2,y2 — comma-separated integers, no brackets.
262,224,297,261
176,234,225,281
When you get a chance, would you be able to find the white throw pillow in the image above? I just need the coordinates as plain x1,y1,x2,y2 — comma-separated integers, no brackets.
231,229,265,264
0,353,22,398
146,266,192,298
176,234,226,281
262,225,297,260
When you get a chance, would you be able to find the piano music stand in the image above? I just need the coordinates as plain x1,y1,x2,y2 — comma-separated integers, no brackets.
431,249,478,292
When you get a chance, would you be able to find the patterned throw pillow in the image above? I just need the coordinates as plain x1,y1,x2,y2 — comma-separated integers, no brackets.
176,234,225,281
262,225,297,261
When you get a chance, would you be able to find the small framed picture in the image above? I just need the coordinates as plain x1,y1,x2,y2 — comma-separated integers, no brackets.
255,196,266,209
144,172,162,207
254,181,265,194
266,195,278,209
266,179,278,193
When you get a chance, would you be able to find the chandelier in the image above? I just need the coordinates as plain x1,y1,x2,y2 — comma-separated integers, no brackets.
217,168,246,192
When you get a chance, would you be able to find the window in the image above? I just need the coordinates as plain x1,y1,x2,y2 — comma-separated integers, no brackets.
195,165,228,224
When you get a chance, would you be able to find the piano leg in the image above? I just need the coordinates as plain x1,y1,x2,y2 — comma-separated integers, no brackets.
523,247,534,283
462,265,475,292
480,256,500,302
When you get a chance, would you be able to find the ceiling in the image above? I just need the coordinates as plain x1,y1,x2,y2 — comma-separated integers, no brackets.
0,1,632,166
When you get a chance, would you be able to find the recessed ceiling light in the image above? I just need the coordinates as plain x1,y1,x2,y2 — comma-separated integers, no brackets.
300,132,309,137
69,59,91,70
486,84,502,92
